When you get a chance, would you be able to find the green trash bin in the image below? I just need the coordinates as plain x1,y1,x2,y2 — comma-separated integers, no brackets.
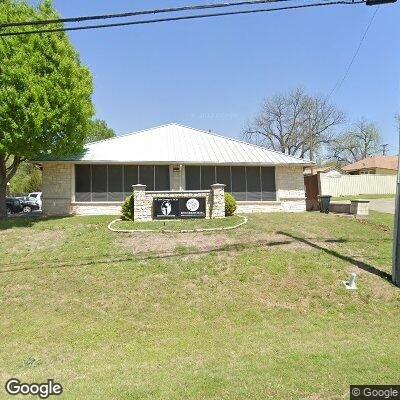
318,195,332,213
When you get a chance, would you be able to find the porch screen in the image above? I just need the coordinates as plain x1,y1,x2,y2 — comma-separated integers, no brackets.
184,165,276,201
75,164,170,202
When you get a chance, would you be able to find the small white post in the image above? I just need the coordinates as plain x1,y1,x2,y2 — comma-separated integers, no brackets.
343,273,358,290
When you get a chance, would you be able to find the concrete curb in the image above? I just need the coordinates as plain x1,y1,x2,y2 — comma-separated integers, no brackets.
107,215,248,233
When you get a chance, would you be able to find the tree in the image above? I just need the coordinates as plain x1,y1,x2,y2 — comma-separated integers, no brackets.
86,119,116,143
329,119,381,164
9,161,41,196
0,0,94,217
244,88,345,159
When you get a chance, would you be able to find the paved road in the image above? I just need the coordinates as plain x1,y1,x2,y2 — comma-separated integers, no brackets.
369,199,395,214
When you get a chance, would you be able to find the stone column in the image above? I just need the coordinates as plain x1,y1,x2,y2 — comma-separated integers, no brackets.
350,200,370,218
210,183,226,219
132,184,151,222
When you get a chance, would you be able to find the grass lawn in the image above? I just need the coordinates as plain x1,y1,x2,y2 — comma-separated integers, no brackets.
112,215,244,231
0,211,399,399
331,194,395,201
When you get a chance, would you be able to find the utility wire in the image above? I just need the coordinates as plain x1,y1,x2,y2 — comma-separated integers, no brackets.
0,1,365,37
327,6,379,99
0,0,299,28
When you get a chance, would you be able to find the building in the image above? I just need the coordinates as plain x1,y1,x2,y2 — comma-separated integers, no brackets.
303,165,346,178
39,123,312,216
343,156,398,175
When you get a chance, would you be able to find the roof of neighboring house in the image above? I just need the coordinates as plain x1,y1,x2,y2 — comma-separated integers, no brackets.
342,156,398,172
39,123,313,166
303,166,346,175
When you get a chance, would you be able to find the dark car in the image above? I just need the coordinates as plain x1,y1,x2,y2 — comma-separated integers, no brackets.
6,198,23,215
18,197,41,213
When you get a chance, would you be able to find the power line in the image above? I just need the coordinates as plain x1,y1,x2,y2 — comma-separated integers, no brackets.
327,6,379,99
0,0,298,29
0,1,365,37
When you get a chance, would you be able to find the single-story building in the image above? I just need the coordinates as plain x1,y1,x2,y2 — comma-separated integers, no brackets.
39,123,312,216
303,165,346,177
343,156,398,175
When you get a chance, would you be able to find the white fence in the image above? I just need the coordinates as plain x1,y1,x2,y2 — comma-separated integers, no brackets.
319,174,397,197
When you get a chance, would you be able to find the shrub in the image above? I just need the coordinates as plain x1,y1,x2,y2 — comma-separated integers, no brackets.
225,192,236,216
121,195,134,221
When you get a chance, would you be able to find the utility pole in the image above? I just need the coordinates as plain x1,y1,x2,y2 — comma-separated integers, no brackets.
381,143,389,156
392,127,400,286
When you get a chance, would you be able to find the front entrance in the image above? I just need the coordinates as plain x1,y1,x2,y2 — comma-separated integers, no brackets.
171,165,182,191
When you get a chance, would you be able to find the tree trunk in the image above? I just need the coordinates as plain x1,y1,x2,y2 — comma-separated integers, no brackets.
0,156,7,219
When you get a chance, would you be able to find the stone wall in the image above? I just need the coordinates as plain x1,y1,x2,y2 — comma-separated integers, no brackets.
42,163,73,215
71,203,122,215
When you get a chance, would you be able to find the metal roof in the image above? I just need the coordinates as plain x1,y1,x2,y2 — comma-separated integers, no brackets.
60,123,312,166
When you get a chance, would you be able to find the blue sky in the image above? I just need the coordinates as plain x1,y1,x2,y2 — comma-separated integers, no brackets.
32,1,399,155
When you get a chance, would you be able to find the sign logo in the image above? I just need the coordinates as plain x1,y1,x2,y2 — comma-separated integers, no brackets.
161,200,172,216
186,198,200,212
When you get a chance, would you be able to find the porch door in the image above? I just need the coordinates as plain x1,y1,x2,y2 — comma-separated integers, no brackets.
171,165,182,191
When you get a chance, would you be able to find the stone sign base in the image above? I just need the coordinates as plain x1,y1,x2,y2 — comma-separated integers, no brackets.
132,183,226,222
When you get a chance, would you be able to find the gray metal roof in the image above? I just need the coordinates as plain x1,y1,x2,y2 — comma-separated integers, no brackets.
68,123,312,165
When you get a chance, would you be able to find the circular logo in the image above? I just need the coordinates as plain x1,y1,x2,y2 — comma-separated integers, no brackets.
161,200,172,216
186,198,200,212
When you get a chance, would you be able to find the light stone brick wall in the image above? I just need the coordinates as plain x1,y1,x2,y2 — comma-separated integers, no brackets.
350,200,369,217
42,163,73,215
236,201,282,213
275,165,306,212
210,184,225,218
71,204,122,215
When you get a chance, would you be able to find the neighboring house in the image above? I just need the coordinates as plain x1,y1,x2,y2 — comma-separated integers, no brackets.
304,166,346,178
343,156,398,175
37,123,312,216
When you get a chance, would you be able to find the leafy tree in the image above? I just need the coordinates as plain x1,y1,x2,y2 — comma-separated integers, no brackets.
244,88,345,159
0,0,94,217
329,119,381,164
9,161,41,196
86,119,116,143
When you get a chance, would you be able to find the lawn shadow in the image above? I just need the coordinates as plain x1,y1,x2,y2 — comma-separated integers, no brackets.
0,215,72,231
277,231,393,284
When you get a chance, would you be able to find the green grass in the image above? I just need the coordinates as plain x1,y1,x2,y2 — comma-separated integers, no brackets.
0,212,399,399
114,215,244,231
332,193,395,201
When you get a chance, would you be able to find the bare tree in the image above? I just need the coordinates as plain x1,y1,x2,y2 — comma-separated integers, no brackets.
243,88,345,160
329,119,381,164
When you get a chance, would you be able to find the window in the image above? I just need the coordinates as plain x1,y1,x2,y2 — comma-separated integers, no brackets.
201,166,216,190
155,166,170,190
75,164,170,201
108,165,123,201
216,166,231,192
139,165,155,191
185,166,200,190
246,166,261,201
92,165,107,201
231,166,246,200
261,167,276,201
124,165,139,193
75,165,91,201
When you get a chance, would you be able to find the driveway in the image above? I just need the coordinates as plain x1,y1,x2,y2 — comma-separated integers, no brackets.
369,199,395,214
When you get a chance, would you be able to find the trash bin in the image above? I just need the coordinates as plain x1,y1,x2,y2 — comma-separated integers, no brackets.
318,195,332,213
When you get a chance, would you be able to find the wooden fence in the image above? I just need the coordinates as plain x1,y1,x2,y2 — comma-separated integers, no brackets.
319,174,397,196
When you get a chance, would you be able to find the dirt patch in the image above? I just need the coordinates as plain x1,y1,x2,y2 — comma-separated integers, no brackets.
4,230,66,254
116,230,311,257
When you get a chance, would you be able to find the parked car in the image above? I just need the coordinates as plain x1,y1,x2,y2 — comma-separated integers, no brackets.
18,197,41,213
28,192,42,209
6,198,23,215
